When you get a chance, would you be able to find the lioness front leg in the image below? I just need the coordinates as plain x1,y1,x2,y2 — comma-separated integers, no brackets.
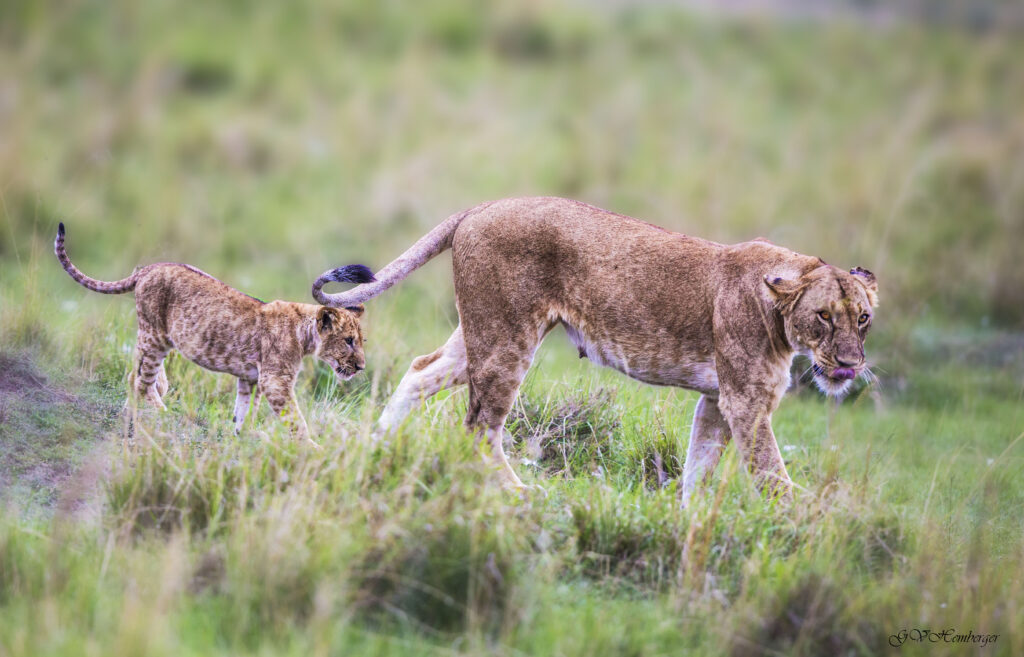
717,389,793,502
680,394,732,507
260,373,314,446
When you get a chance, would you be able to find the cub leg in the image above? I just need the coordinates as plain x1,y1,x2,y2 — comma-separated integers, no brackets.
260,372,313,445
133,323,170,410
155,365,169,398
377,325,468,434
233,378,257,434
680,395,732,507
249,383,262,429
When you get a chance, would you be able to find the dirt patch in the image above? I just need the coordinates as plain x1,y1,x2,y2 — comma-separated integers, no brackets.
0,360,41,392
0,350,119,518
0,352,77,403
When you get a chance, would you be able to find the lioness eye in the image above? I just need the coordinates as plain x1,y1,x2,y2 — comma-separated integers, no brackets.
345,336,354,347
859,313,870,324
817,310,831,322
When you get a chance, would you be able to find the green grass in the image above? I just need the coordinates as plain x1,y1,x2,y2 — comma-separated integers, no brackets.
2,1,1023,655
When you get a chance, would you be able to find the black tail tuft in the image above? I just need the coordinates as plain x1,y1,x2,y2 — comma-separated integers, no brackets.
328,264,376,284
58,222,65,238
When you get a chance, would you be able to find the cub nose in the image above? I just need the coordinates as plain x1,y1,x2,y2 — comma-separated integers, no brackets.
354,363,365,371
836,356,858,368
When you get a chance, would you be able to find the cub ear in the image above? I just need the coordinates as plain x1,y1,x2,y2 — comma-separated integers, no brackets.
849,267,879,305
763,275,806,314
344,304,365,318
316,306,337,332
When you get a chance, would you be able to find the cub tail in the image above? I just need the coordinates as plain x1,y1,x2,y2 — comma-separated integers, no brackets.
54,223,138,294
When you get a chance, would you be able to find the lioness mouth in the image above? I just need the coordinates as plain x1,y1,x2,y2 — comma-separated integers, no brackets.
830,367,857,381
813,363,856,383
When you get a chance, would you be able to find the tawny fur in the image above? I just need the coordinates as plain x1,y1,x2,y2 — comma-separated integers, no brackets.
56,223,372,443
314,197,878,501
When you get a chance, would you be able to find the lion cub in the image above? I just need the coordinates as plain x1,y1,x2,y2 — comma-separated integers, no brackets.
55,223,374,442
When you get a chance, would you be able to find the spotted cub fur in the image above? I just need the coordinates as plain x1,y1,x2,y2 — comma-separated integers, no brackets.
55,223,374,442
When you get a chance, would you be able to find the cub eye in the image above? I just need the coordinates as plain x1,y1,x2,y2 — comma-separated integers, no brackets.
817,310,831,322
858,313,871,325
345,336,354,347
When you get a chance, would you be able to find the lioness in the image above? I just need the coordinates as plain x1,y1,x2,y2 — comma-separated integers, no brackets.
56,222,374,442
313,197,878,501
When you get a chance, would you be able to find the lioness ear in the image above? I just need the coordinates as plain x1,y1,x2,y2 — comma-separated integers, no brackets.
763,275,806,314
316,306,336,332
849,267,879,305
344,304,364,318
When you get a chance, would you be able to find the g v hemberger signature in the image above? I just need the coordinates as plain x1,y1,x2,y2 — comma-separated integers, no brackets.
889,628,999,647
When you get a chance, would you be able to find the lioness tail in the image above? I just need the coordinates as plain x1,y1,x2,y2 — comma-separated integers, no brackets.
55,223,138,294
313,202,493,307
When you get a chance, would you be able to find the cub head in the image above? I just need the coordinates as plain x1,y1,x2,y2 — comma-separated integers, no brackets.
314,305,367,382
765,265,878,397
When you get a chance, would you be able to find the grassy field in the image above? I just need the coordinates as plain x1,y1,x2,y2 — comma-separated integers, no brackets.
2,2,1023,655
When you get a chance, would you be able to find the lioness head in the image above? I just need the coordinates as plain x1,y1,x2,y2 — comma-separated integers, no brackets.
314,305,367,381
765,266,878,397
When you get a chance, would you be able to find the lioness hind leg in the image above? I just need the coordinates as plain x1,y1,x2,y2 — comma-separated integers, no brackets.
463,338,545,491
376,326,468,434
680,394,732,507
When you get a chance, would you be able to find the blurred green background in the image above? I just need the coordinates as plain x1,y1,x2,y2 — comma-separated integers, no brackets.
2,2,1024,655
3,0,1023,336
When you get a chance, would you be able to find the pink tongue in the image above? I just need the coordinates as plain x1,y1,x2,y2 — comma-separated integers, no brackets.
833,368,856,380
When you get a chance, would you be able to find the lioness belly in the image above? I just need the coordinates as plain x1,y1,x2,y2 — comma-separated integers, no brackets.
563,323,719,394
